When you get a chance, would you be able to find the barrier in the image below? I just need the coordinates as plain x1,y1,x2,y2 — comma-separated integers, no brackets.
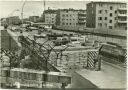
87,50,99,69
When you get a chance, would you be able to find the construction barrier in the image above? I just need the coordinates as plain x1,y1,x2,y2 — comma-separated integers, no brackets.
87,50,99,69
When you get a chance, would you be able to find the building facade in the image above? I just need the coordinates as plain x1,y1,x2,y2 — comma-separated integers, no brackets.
78,10,86,28
86,2,127,30
6,16,21,25
56,9,86,31
42,9,57,25
29,16,39,23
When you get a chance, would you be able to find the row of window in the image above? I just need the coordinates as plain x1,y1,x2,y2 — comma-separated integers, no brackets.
62,22,76,25
98,4,126,8
62,14,77,17
98,10,126,15
98,23,113,29
62,18,76,21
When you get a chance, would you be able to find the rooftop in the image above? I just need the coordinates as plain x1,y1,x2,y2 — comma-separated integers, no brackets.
88,1,126,4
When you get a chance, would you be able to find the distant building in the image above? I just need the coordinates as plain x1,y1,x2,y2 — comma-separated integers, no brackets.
56,9,86,31
1,18,7,26
29,16,39,23
6,16,21,25
42,9,57,25
86,2,127,30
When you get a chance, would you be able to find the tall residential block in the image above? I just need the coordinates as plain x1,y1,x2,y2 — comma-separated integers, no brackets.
86,2,127,30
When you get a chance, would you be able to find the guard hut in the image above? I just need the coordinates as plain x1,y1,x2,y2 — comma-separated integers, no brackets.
86,49,99,70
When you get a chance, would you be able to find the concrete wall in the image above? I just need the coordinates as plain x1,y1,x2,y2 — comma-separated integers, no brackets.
87,34,126,47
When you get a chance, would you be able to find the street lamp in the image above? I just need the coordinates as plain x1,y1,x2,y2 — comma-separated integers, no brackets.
21,0,27,26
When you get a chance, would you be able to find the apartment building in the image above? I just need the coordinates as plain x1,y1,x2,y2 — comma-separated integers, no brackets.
6,16,21,25
56,9,78,30
42,9,57,25
56,9,86,31
86,2,127,30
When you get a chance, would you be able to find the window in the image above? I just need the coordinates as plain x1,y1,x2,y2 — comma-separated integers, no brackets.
105,17,107,20
115,17,117,20
110,6,113,10
66,15,68,17
109,20,112,23
110,13,112,17
105,23,107,27
92,10,94,14
109,26,112,29
70,23,71,25
98,23,102,27
105,10,108,13
99,3,103,7
115,10,117,14
99,10,102,14
62,15,65,17
66,23,68,25
98,17,102,20
91,3,93,7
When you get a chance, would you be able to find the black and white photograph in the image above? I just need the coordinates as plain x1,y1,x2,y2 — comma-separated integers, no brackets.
0,0,127,89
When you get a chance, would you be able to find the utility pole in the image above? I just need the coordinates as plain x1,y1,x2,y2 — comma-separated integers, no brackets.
21,0,27,27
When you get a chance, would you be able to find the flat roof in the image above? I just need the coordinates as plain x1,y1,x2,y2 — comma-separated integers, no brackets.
88,1,126,4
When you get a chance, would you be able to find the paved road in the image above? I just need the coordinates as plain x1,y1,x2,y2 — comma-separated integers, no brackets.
75,61,126,89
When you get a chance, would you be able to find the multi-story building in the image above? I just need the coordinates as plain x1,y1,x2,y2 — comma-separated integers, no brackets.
29,16,39,23
6,16,21,25
86,2,127,30
42,9,57,25
56,9,86,31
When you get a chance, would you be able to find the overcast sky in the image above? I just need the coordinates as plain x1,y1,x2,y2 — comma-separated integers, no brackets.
0,1,88,19
0,0,125,19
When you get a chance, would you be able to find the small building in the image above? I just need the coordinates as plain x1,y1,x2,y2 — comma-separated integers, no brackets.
29,16,39,23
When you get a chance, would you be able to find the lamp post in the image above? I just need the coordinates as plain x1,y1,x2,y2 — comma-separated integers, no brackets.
21,0,27,27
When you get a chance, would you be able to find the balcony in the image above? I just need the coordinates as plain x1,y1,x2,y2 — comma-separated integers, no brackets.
78,20,86,24
117,20,127,23
117,14,127,17
78,17,86,20
118,8,127,11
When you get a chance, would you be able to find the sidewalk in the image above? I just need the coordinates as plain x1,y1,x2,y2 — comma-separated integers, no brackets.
76,61,126,89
